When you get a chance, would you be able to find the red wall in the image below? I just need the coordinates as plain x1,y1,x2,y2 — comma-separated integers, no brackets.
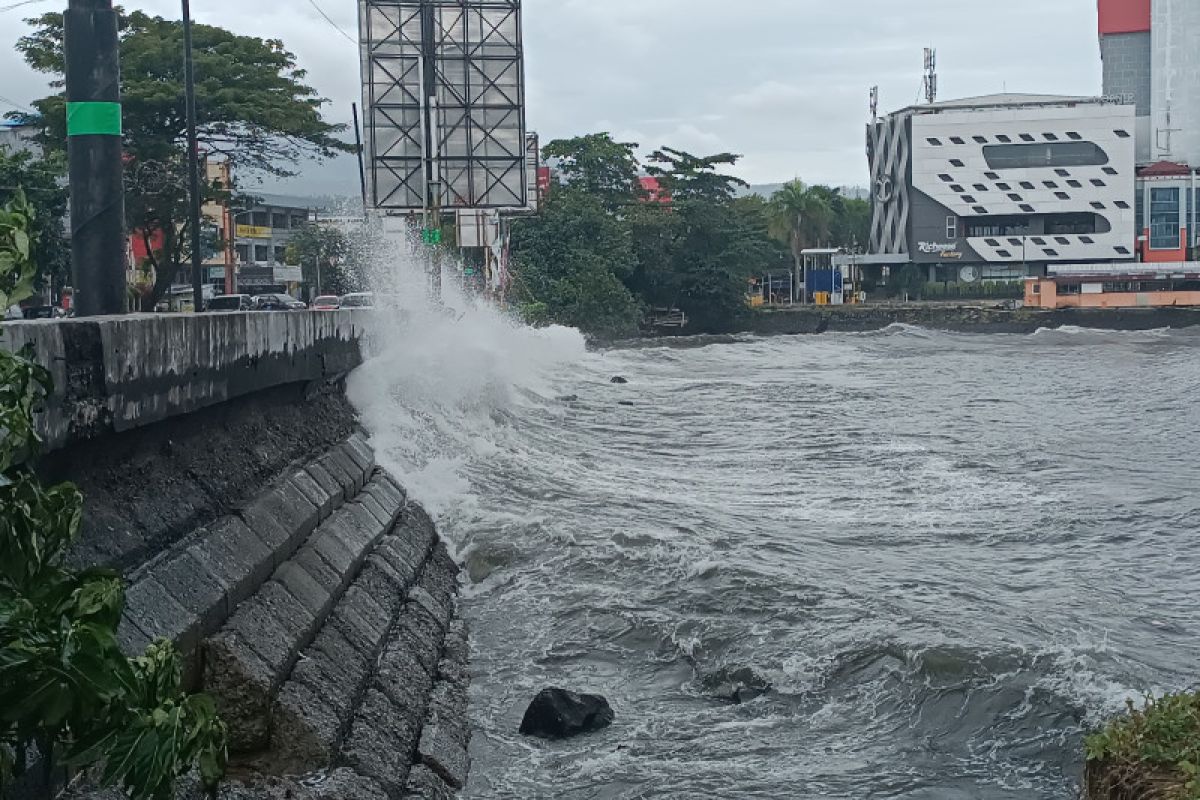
1098,0,1151,35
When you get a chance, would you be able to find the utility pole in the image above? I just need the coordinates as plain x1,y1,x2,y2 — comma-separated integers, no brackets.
64,0,127,316
182,0,205,312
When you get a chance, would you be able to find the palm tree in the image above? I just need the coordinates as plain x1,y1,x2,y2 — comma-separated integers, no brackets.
768,180,832,302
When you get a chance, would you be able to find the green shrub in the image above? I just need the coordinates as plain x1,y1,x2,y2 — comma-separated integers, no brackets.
1085,693,1200,800
1,188,227,799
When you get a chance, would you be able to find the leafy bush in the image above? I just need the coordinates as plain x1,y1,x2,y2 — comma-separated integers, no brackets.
1085,693,1200,800
1,190,227,799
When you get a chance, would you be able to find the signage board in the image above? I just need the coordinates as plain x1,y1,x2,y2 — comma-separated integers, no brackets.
235,225,272,239
273,266,303,283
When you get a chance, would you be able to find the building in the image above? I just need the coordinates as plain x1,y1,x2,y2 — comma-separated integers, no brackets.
1024,264,1200,308
0,122,38,156
229,193,311,294
867,94,1138,282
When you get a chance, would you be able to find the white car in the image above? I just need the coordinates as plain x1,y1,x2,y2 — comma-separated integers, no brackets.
4,305,23,321
340,292,375,309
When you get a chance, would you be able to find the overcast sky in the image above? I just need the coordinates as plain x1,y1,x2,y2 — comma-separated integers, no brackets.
0,0,1102,195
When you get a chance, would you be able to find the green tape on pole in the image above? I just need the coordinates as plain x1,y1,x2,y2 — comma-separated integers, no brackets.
66,102,122,136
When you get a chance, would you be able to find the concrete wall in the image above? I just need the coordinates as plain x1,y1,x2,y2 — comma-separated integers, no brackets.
1102,31,1152,117
1151,0,1200,166
1,313,469,800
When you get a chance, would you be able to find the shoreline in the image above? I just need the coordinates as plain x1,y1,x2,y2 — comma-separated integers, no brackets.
739,304,1200,336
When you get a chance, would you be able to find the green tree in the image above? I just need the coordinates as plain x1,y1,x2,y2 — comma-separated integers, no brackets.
645,147,748,203
542,133,643,211
0,149,68,300
285,223,357,297
509,188,641,339
768,180,833,278
16,10,352,310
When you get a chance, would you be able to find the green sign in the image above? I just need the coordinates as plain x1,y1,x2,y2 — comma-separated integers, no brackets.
463,268,475,276
421,228,442,245
66,102,122,137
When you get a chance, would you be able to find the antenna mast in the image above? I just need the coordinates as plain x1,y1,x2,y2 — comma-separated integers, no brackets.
923,48,938,105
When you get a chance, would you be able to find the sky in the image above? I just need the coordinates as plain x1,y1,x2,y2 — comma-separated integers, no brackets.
0,0,1103,196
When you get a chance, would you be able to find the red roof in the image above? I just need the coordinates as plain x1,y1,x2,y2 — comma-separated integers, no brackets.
1137,161,1192,178
638,176,670,204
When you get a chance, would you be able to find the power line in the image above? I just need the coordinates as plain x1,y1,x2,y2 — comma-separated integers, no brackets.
304,0,355,44
0,0,49,14
0,94,35,114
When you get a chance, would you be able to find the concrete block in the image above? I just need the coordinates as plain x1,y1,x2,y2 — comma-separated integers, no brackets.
187,516,273,612
340,501,385,554
318,452,357,498
375,641,434,714
343,688,422,798
292,544,345,596
328,585,392,656
305,461,345,508
238,498,294,568
356,560,405,611
270,679,340,770
356,494,391,531
290,625,368,724
151,549,230,639
222,581,312,679
240,481,318,567
417,722,469,790
340,435,375,480
425,680,469,742
375,536,424,590
408,586,451,631
362,480,404,528
441,619,469,670
402,765,457,800
307,769,390,800
390,603,444,677
309,520,360,579
416,546,459,613
288,468,335,521
273,560,333,620
123,575,200,653
204,629,275,752
116,613,153,657
330,447,366,493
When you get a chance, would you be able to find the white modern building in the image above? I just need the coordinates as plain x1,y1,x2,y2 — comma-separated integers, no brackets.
867,94,1137,281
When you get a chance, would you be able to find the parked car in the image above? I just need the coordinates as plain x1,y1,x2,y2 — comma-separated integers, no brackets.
253,293,303,311
310,295,341,310
4,305,23,321
206,294,255,312
340,292,375,309
22,306,61,320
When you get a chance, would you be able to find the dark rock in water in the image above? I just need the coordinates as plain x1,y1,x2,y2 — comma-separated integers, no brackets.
610,376,629,384
519,687,614,739
617,400,635,407
557,394,579,402
703,666,772,704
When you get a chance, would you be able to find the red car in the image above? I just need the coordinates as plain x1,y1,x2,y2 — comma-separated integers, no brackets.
310,295,341,310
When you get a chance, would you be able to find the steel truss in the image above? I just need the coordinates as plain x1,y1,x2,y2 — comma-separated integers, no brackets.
359,0,526,211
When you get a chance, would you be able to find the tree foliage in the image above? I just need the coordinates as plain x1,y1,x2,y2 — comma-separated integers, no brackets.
542,133,643,211
285,223,360,298
0,149,69,298
16,10,352,309
0,216,228,798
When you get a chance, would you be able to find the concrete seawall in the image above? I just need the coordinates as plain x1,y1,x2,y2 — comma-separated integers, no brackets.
1,313,467,800
743,304,1200,336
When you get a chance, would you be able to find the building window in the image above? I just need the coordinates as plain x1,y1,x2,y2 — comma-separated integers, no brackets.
291,214,307,228
1054,236,1071,245
254,245,269,262
1136,189,1145,228
946,216,958,239
1008,238,1023,247
950,185,966,193
1102,167,1118,175
1066,132,1082,140
1020,204,1035,212
1150,187,1181,249
1090,179,1106,187
1055,192,1070,200
985,238,1001,247
1115,200,1130,210
996,134,1012,143
1091,201,1106,210
1020,182,1035,189
1043,181,1059,189
961,194,978,203
251,211,269,227
1114,246,1131,255
273,245,287,264
1043,133,1059,141
950,159,965,167
998,249,1013,258
1055,169,1070,177
997,182,1011,190
1067,180,1082,188
1008,193,1023,201
985,172,1001,180
1032,282,1041,294
271,213,287,230
983,141,1110,169
973,136,987,144
927,138,943,146
939,174,954,182
973,184,988,192
973,206,988,214
1043,248,1059,257
950,137,965,145
235,244,250,264
1079,236,1094,244
1114,129,1130,138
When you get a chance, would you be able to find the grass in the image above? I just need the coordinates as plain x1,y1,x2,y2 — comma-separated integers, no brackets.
1085,692,1200,800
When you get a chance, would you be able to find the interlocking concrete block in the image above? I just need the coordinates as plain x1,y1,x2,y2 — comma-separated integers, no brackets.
356,494,391,531
305,461,345,509
375,640,435,714
390,602,444,676
292,544,345,596
375,536,423,591
289,625,368,725
188,516,273,612
222,581,312,679
330,447,366,493
363,552,408,597
328,585,392,656
402,764,457,800
309,518,361,578
116,613,153,657
151,549,230,639
425,680,469,743
341,501,385,554
123,575,201,653
343,688,422,798
288,468,336,522
408,586,451,631
239,481,318,567
318,452,358,498
340,434,376,480
416,548,459,617
204,628,275,752
362,480,404,529
356,560,405,611
270,679,340,770
273,560,333,620
417,721,469,790
238,497,295,568
307,769,390,800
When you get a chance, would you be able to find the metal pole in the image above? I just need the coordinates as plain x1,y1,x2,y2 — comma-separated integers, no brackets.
64,0,127,316
352,102,368,211
182,0,204,312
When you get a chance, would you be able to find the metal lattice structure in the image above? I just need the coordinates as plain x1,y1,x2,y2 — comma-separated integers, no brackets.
867,112,911,256
359,0,527,211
